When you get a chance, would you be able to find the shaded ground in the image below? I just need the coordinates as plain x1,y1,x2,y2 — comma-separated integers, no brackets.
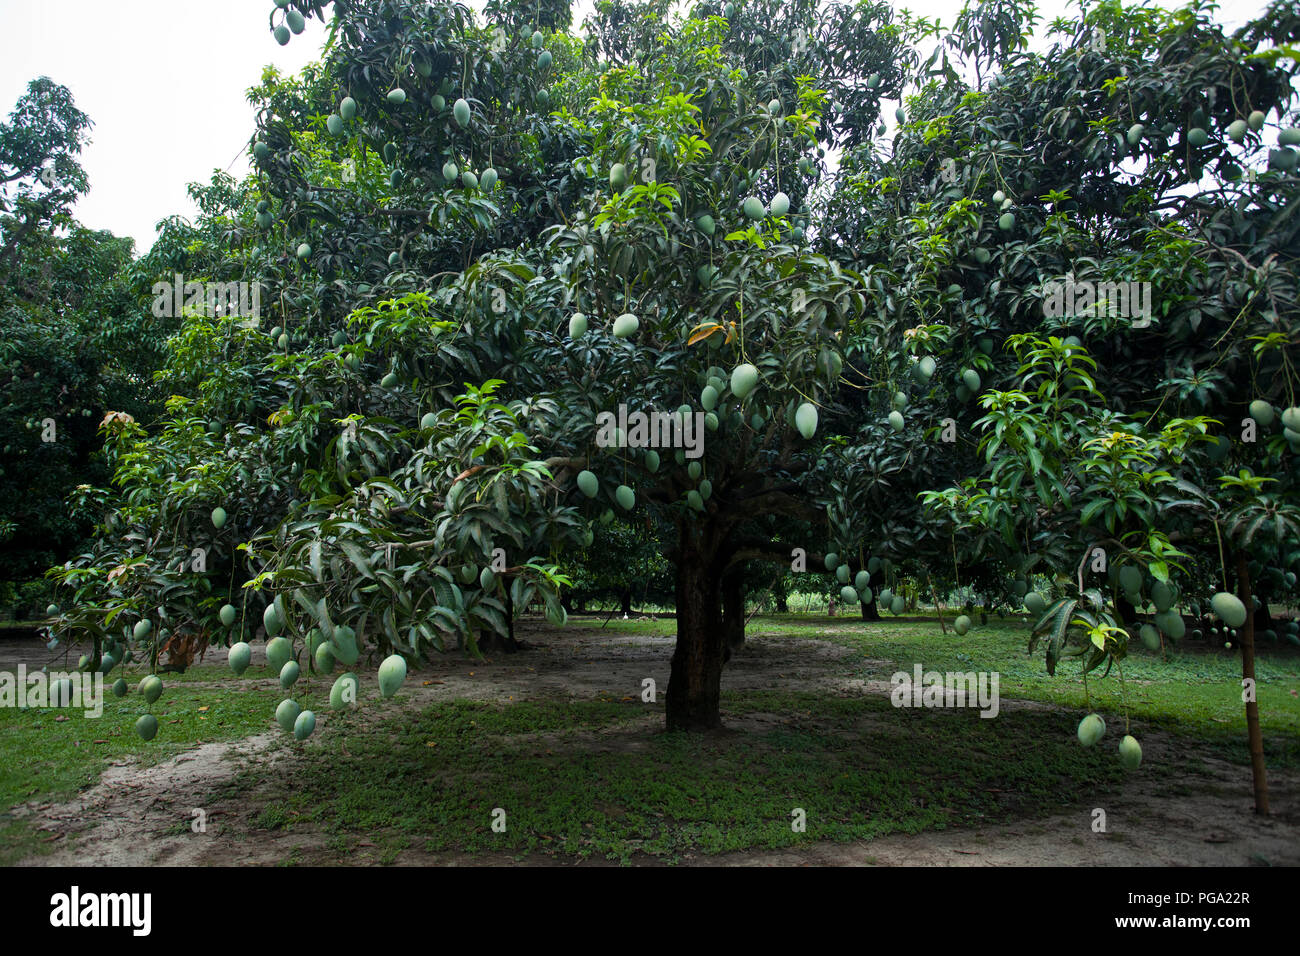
6,617,1299,866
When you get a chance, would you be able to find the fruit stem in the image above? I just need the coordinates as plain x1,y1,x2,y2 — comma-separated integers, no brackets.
1116,656,1129,733
1214,518,1227,592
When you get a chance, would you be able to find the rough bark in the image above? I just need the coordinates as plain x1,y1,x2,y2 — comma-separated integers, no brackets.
721,565,745,662
620,589,632,616
1116,593,1138,626
666,536,726,731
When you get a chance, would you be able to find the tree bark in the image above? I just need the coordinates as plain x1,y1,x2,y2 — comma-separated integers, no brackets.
860,592,880,620
775,592,789,613
721,565,745,662
1116,593,1138,626
1235,553,1269,815
666,538,725,731
620,589,632,616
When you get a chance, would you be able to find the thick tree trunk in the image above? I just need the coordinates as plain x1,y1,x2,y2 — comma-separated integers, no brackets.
721,566,745,662
1235,554,1270,815
775,592,789,613
1116,593,1138,626
620,589,632,616
860,592,880,620
666,542,725,731
478,629,526,654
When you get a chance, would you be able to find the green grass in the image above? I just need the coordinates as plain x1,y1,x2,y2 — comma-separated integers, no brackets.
0,681,273,864
242,691,1145,864
573,613,1300,768
4,610,1296,865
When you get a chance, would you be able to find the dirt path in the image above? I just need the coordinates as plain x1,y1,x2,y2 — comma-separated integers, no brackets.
9,620,1299,866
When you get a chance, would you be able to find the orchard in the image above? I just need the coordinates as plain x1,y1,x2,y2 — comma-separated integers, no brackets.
1,0,1298,868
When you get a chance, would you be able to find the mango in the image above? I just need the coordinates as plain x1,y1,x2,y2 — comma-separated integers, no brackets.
228,642,252,676
1077,713,1105,747
276,698,301,733
378,654,407,698
135,714,159,741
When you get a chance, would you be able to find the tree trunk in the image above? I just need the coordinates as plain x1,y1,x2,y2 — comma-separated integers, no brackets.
1235,553,1269,815
1116,593,1138,626
721,566,745,662
620,589,632,616
478,629,526,654
860,592,880,620
775,592,788,613
666,541,725,731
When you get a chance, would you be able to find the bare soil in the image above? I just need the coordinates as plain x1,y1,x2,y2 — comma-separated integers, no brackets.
7,619,1298,866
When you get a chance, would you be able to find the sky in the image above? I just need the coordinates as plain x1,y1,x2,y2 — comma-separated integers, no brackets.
0,0,1273,256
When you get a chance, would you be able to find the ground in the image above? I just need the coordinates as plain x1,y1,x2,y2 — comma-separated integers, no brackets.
3,614,1298,866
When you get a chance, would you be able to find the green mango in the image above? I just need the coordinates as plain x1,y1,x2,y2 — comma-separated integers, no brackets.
139,675,163,705
795,402,817,439
219,604,237,627
613,313,639,338
294,710,316,740
330,673,358,710
1118,735,1142,770
378,655,407,698
1077,713,1105,747
1210,592,1247,628
953,615,971,635
276,698,301,733
731,363,759,399
577,470,599,498
616,485,635,510
265,636,292,671
1024,591,1047,617
135,714,159,741
228,642,252,676
1139,624,1161,652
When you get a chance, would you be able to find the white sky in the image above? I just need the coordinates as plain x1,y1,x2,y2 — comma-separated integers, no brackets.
0,0,1269,256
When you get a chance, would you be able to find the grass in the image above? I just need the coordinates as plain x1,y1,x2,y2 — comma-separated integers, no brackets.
573,613,1300,768
3,610,1296,864
0,678,274,864
240,691,1145,864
